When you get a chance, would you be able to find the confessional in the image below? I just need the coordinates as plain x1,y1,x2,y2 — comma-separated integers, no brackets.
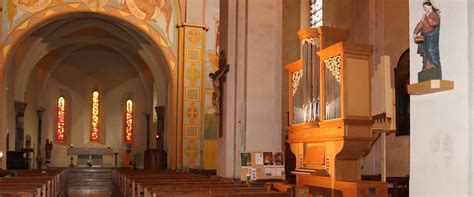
285,27,388,196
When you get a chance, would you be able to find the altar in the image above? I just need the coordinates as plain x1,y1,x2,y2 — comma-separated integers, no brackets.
67,147,113,167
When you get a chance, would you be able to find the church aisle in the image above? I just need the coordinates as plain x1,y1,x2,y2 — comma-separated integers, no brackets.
67,168,113,197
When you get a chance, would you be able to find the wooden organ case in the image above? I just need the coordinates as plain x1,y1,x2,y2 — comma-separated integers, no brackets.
286,27,388,196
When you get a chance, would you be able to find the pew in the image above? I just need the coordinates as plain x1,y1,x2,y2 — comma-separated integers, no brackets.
0,168,67,197
113,169,290,197
362,174,409,197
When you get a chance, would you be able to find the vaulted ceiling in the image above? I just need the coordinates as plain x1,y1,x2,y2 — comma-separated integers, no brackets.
6,12,170,104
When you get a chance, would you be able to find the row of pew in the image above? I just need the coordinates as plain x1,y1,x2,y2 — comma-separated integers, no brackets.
112,169,290,197
0,168,67,197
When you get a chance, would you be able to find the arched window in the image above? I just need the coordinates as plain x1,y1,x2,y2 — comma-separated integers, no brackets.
91,90,100,141
310,0,323,28
57,96,65,141
125,99,133,143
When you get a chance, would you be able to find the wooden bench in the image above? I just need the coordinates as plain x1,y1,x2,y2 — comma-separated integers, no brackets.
0,168,67,197
113,169,289,197
362,174,409,197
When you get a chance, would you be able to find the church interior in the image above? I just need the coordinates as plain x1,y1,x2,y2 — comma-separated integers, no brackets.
0,0,473,196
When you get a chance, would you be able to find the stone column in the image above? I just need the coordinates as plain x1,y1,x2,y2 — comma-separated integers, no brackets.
145,112,151,149
219,0,283,178
36,107,45,169
154,106,166,169
155,106,165,150
14,102,27,151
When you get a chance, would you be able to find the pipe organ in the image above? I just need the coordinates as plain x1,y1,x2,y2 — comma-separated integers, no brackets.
286,27,388,196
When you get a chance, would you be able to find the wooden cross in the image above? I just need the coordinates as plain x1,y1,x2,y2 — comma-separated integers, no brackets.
209,51,230,137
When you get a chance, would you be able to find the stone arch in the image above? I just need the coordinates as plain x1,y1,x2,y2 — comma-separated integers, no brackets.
395,49,410,136
2,10,176,97
0,8,180,167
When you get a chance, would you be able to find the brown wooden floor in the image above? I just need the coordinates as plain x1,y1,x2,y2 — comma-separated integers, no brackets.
67,168,113,197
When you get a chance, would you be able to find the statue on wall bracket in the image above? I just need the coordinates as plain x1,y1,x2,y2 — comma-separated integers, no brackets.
413,0,441,82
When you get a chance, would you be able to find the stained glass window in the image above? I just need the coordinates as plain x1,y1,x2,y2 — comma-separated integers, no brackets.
57,96,65,141
125,99,133,143
91,90,99,141
310,0,323,28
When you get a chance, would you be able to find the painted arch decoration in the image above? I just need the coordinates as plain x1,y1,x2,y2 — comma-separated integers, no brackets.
1,0,179,68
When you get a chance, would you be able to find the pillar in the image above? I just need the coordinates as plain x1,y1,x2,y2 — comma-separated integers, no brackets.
14,101,27,151
36,107,45,169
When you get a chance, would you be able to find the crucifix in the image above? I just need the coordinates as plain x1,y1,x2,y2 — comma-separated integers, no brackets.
209,51,230,137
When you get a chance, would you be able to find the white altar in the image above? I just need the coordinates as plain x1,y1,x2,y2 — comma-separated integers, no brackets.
67,147,113,167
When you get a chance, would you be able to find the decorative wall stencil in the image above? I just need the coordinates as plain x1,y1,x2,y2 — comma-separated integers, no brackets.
184,125,199,139
181,26,205,168
185,65,201,87
184,139,199,167
186,48,201,63
185,106,199,121
185,88,200,101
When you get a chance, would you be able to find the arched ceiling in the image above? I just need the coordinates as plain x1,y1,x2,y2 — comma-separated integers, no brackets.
9,13,170,104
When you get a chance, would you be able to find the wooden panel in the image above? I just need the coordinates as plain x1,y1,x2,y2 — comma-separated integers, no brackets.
407,79,454,95
345,58,370,117
303,143,326,166
290,143,304,168
203,140,217,170
298,175,388,197
335,160,361,181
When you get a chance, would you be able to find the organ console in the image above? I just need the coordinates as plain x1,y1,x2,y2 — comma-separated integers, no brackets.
286,26,388,196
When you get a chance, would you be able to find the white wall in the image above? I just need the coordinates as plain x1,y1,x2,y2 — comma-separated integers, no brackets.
22,50,152,168
218,0,283,178
468,0,474,196
40,79,149,168
410,0,470,196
